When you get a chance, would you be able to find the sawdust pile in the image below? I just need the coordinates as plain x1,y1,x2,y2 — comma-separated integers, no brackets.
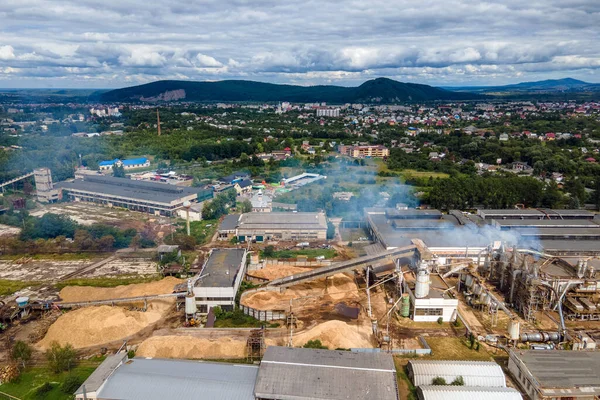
293,320,373,349
242,273,360,311
59,277,182,303
37,300,172,349
250,265,314,281
136,335,246,359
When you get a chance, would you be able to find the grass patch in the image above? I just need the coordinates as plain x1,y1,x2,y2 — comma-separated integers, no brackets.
56,275,161,290
263,248,337,259
426,336,492,361
0,362,101,400
179,219,218,246
394,358,417,400
213,308,277,328
401,169,450,179
0,279,38,296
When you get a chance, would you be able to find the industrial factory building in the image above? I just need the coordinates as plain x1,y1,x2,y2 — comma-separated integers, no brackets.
75,353,259,400
234,212,328,242
77,347,401,400
508,350,600,400
255,346,399,400
56,175,208,216
34,167,60,202
365,207,600,256
193,248,247,313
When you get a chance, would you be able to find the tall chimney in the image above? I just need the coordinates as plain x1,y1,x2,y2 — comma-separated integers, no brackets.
157,109,161,136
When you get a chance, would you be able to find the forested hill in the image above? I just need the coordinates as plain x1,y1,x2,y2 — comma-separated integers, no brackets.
99,78,483,103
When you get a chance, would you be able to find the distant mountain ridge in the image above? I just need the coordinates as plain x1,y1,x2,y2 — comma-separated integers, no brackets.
100,77,483,103
446,77,600,94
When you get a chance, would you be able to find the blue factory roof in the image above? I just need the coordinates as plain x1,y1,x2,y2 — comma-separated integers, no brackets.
99,157,148,167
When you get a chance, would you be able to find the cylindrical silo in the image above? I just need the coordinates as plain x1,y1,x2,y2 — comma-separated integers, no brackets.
507,319,520,341
400,293,410,317
415,266,430,299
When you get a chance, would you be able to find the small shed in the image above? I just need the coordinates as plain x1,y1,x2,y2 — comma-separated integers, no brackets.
157,245,181,260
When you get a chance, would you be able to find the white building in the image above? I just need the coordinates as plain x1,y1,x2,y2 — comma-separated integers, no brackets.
176,202,204,222
316,107,340,117
406,264,458,322
193,248,248,313
250,190,272,212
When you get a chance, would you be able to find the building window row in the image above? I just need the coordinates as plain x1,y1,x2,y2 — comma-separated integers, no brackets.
414,308,443,316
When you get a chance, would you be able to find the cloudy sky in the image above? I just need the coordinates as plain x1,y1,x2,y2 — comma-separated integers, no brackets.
0,0,599,88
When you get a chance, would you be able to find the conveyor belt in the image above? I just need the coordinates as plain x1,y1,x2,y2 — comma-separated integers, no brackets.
268,245,417,287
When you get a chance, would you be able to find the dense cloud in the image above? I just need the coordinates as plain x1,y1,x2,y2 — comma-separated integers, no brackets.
0,0,599,88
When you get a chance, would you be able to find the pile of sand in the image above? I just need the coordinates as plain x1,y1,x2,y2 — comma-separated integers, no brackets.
250,265,314,281
136,335,246,359
59,277,182,303
293,320,373,349
37,301,171,349
242,273,359,311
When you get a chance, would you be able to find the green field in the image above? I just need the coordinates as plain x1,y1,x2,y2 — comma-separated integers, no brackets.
0,280,37,296
426,336,492,361
263,248,337,259
400,169,450,179
0,361,102,400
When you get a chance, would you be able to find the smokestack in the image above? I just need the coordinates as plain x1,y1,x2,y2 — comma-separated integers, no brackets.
157,109,161,136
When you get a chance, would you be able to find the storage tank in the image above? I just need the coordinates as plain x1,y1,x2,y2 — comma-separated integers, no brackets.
479,292,490,305
507,319,520,341
400,293,410,317
16,297,29,308
415,264,430,299
185,279,197,316
465,275,474,288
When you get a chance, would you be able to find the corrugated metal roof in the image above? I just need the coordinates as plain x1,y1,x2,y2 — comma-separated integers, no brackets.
408,360,506,387
75,353,126,395
510,350,600,390
417,385,523,400
255,347,399,400
96,358,258,400
57,175,201,205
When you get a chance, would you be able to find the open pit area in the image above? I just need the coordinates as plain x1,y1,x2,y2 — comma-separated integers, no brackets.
30,202,175,237
0,257,99,281
0,254,158,282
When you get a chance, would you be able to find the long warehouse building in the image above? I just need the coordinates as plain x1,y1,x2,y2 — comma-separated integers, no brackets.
56,175,210,216
234,212,328,242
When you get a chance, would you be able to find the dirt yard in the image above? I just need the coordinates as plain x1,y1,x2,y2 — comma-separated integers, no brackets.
136,335,248,359
293,320,374,349
242,273,361,313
